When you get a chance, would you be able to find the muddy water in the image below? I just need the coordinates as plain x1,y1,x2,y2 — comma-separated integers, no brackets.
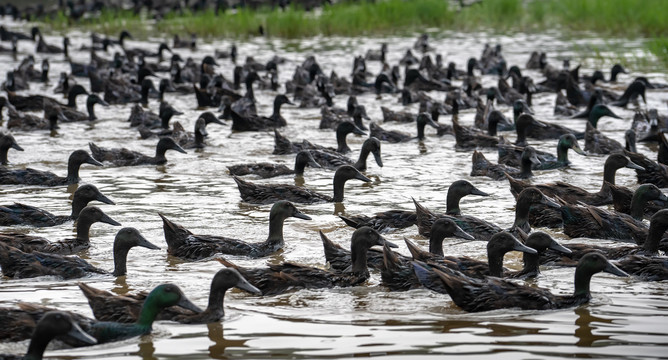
0,20,667,359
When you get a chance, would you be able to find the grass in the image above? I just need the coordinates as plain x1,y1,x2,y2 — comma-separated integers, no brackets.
38,0,668,65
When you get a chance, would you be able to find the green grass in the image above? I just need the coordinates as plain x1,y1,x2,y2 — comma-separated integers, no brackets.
38,0,668,66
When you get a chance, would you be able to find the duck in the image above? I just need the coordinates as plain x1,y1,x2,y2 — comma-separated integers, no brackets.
131,101,183,129
0,133,24,165
413,252,628,312
228,150,321,179
104,78,156,106
234,165,371,205
7,100,68,131
584,104,625,154
217,227,391,296
560,184,668,244
624,135,668,188
60,94,109,122
36,35,69,56
453,116,503,150
319,96,359,129
609,80,647,108
380,106,415,123
0,227,159,279
413,180,491,238
309,136,383,171
0,184,115,227
470,146,538,180
0,149,101,186
229,94,294,131
89,137,187,166
273,121,366,155
499,133,586,170
369,113,438,143
160,200,311,261
515,113,583,145
78,268,260,325
7,84,89,112
170,118,215,149
609,183,667,219
0,311,96,360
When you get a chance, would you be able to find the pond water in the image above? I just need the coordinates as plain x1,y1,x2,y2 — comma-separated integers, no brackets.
0,19,667,359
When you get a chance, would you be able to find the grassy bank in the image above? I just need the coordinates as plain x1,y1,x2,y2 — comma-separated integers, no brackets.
39,0,668,64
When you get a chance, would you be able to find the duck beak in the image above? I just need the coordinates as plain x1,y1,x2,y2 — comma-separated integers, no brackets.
98,98,110,107
57,111,70,122
172,143,187,154
523,102,534,115
372,150,383,167
513,240,538,254
548,240,572,254
66,321,97,346
11,142,24,151
176,296,203,314
86,156,104,167
426,116,439,128
379,235,398,248
291,208,312,221
625,160,644,171
470,186,490,197
604,261,629,277
198,127,209,137
453,225,475,240
355,172,372,183
96,192,115,205
529,153,541,165
137,234,161,250
532,119,547,128
571,143,587,156
658,192,668,202
100,213,121,226
541,196,561,209
307,153,322,168
607,109,622,119
352,126,367,136
235,276,262,295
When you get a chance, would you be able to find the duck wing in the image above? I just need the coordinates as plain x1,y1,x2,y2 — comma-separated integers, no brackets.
585,122,624,155
339,210,416,233
233,176,331,204
227,162,293,178
0,203,68,227
561,204,647,243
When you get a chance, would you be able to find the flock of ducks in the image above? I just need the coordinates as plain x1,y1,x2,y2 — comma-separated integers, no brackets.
0,17,667,359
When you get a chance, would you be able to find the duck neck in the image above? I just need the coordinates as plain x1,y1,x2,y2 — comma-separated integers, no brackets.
520,156,533,178
0,147,8,165
245,78,255,101
572,266,594,299
324,92,333,107
112,243,130,276
66,159,82,184
271,101,282,119
75,215,94,242
521,251,540,275
332,174,348,202
350,240,369,275
487,249,505,277
160,112,173,129
353,114,365,130
417,120,428,140
206,283,227,315
70,196,88,219
140,85,150,106
154,145,168,164
445,191,464,216
629,191,648,220
556,143,570,164
135,293,162,328
67,91,78,108
24,331,52,360
428,234,444,256
644,219,668,254
515,124,527,146
336,131,350,153
512,199,531,232
87,101,97,121
266,213,286,248
354,146,370,171
194,130,204,147
600,163,618,197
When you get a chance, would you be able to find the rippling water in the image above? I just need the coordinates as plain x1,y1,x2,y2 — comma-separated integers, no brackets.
1,20,667,359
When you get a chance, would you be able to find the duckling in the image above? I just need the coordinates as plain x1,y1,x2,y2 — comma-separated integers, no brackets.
234,165,371,204
584,104,625,154
0,227,159,279
470,146,538,180
370,112,438,142
218,227,392,296
413,180,491,238
228,150,321,179
414,252,627,312
0,149,101,186
500,134,585,171
0,311,96,359
160,201,311,261
0,133,24,165
0,184,115,228
78,268,259,325
60,94,109,122
560,184,668,244
273,121,366,155
89,137,186,166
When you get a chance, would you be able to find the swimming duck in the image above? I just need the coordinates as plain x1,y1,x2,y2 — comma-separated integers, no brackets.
79,268,260,325
60,94,109,122
234,165,370,205
229,94,293,132
36,35,69,56
0,133,24,165
160,200,311,261
413,252,627,312
104,78,156,106
0,184,115,227
413,180,491,238
228,150,320,179
584,104,624,154
218,227,391,296
624,138,668,188
129,102,183,130
560,184,668,244
319,96,358,129
470,146,538,180
7,100,68,131
273,121,366,155
309,136,383,171
453,116,502,150
498,133,586,170
370,113,438,142
7,84,88,112
609,183,667,219
515,113,583,145
380,106,415,123
0,311,96,360
89,137,186,166
609,80,647,108
0,149,101,186
0,227,159,279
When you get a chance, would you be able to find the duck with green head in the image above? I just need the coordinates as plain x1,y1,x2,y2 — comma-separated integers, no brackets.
413,252,628,312
470,146,539,180
499,133,586,170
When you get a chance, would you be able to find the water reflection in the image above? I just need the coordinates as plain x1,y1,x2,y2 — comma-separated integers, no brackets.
135,339,157,360
207,322,249,358
112,276,131,295
574,307,613,347
333,202,346,215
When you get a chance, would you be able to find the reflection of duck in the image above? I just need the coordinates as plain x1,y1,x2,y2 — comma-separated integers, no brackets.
160,201,310,260
234,165,370,204
414,252,627,312
0,149,101,186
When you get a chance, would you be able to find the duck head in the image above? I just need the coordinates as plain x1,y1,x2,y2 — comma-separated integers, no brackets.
156,137,187,155
143,283,203,314
25,311,96,358
362,137,383,168
525,231,571,254
557,133,587,156
211,268,261,296
270,200,312,222
199,111,225,126
77,205,121,227
428,218,475,255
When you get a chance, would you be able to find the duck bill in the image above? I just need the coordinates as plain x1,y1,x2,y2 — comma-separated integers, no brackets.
66,321,97,346
98,98,110,107
607,109,622,119
604,261,629,277
658,193,668,202
11,142,24,151
529,153,541,165
426,116,439,128
96,192,116,205
380,236,398,248
355,172,372,183
86,156,104,167
453,226,475,241
372,150,383,167
625,160,644,171
57,111,70,122
138,236,161,250
541,196,561,209
571,143,587,156
198,128,209,137
548,240,572,254
522,102,534,115
101,213,121,226
352,126,367,136
292,209,312,221
209,117,225,126
235,277,262,295
172,143,187,154
532,119,547,128
513,240,538,254
470,186,490,197
176,296,203,313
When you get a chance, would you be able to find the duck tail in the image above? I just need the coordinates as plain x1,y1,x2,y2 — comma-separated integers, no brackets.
319,230,345,263
215,257,239,269
338,215,361,229
88,142,102,161
403,237,430,261
411,261,448,295
470,150,489,176
505,172,524,199
273,129,293,155
158,213,191,249
382,241,400,271
412,197,435,237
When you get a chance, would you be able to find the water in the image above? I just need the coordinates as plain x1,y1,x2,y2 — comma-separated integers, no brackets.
1,20,667,359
